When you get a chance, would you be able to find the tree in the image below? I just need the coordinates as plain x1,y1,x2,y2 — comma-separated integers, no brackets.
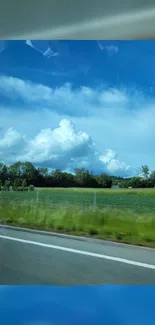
9,161,23,179
80,170,92,187
61,172,76,187
140,165,149,179
50,169,63,187
119,180,130,188
130,177,143,188
74,168,85,187
74,168,96,187
9,161,38,185
38,167,49,178
1,160,155,190
96,173,112,188
4,179,11,191
22,179,27,188
149,171,155,187
21,162,38,184
0,163,8,183
13,178,22,190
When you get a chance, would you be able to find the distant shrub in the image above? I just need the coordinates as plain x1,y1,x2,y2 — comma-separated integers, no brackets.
17,186,26,191
29,184,35,191
17,186,22,191
14,186,29,192
23,187,29,191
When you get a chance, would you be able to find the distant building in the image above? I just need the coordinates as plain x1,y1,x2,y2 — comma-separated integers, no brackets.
112,185,119,189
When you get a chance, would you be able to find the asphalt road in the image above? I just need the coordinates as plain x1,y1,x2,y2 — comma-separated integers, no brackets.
0,226,155,285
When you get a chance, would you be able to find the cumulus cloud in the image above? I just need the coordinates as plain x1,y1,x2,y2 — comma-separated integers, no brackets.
0,119,131,176
19,119,94,168
99,149,131,174
0,76,155,174
0,127,26,163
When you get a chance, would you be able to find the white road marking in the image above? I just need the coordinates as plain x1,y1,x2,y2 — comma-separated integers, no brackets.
0,234,155,270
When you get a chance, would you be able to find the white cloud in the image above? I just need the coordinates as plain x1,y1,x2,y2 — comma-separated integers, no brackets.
100,89,127,104
0,127,25,149
20,119,93,166
99,149,131,174
0,127,26,163
0,76,129,116
0,119,131,176
0,76,155,174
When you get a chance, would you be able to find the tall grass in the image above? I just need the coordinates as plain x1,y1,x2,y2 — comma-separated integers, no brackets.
1,200,155,247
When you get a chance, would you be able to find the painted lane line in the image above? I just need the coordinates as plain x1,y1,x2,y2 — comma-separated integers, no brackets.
0,235,155,270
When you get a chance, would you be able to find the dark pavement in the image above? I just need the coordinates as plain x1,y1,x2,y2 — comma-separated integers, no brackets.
0,226,155,285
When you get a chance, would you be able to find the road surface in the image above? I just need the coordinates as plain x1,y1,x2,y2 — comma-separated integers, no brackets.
0,226,155,285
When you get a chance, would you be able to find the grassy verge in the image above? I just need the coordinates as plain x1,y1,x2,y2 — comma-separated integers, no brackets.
0,200,155,248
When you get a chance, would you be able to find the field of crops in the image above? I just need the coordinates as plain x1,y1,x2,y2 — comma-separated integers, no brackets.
1,187,155,214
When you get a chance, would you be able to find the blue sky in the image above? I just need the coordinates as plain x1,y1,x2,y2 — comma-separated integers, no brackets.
0,40,155,176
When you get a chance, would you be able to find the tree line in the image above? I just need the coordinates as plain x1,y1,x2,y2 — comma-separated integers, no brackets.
0,162,155,190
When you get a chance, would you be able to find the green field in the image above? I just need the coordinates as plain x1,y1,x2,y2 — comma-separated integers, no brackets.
1,187,155,247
